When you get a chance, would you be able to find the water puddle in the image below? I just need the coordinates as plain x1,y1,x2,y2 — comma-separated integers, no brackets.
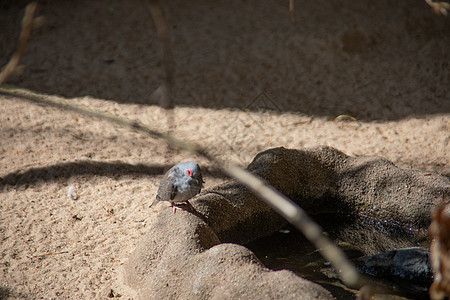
245,213,431,300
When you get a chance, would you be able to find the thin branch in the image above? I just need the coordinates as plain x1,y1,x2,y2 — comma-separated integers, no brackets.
0,86,203,156
144,0,175,109
225,164,359,287
425,0,450,16
0,86,360,288
31,251,69,259
289,0,295,24
0,2,43,86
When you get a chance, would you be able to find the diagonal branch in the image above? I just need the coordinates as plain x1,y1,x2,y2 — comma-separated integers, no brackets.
0,86,360,288
289,0,295,24
144,0,175,109
0,2,44,86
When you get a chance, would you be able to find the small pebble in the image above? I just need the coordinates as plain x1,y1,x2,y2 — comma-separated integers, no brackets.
68,185,79,200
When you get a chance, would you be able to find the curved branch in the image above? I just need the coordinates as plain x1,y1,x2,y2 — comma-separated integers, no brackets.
0,86,360,288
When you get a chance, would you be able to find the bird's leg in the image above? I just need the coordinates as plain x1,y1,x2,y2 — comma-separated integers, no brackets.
170,202,177,214
169,201,205,221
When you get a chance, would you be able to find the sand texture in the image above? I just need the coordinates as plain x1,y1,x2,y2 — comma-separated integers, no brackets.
0,0,449,299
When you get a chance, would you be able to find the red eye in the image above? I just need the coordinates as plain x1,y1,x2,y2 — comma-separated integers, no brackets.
187,169,193,177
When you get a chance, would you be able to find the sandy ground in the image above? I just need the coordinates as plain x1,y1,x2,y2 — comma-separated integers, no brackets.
0,0,449,299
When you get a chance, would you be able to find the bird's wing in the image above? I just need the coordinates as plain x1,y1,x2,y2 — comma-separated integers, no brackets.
170,182,178,200
156,181,176,201
165,170,179,201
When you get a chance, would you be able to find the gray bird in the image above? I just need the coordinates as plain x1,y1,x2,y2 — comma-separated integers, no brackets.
150,161,204,213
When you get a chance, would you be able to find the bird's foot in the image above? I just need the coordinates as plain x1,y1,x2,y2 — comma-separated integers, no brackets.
170,201,194,214
169,201,206,222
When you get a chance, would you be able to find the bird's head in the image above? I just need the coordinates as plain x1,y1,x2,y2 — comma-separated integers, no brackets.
181,161,204,184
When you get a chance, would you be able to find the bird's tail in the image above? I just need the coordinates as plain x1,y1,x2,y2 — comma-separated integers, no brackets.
149,198,159,208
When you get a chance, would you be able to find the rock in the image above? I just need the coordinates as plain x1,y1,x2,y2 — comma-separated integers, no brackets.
355,247,433,293
123,207,332,299
123,146,449,299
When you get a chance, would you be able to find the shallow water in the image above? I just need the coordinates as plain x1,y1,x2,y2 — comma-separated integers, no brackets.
245,213,431,300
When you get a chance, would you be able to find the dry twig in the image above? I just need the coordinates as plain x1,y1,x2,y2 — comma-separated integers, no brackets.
429,202,450,299
289,0,295,24
144,0,175,110
144,0,175,157
31,251,69,259
425,0,450,16
0,2,44,85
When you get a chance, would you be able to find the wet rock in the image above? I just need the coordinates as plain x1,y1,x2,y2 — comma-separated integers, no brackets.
355,247,433,293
